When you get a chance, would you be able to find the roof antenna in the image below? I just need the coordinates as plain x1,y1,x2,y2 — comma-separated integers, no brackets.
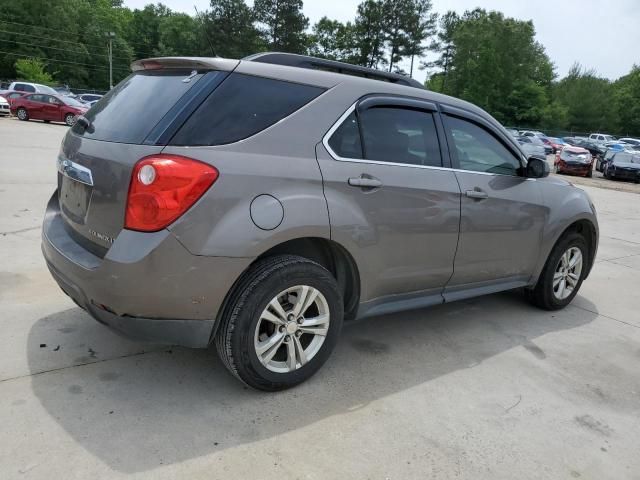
194,5,217,57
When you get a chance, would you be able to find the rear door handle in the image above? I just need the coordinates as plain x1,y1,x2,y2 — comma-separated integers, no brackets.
348,176,383,189
465,189,488,200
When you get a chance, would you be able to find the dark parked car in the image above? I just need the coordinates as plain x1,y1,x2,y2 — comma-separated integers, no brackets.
570,138,606,159
603,152,640,182
554,146,594,177
11,93,88,126
597,148,617,172
41,53,598,390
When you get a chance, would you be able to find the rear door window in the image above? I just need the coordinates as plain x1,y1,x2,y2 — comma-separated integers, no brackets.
170,73,325,146
359,107,442,167
72,70,211,144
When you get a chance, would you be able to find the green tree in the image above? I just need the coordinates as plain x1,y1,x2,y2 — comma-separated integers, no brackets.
402,0,437,77
14,58,54,84
423,11,459,90
612,65,640,136
309,17,358,62
431,9,555,126
554,63,615,133
353,0,387,69
206,0,263,58
253,0,309,54
156,13,202,56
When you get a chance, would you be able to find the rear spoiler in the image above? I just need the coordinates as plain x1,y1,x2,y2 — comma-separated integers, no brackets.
131,57,239,72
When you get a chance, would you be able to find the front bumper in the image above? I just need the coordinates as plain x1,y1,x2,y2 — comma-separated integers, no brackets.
42,191,252,347
609,167,640,181
557,160,592,176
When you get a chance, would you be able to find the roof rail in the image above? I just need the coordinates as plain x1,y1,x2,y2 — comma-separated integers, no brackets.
243,52,424,90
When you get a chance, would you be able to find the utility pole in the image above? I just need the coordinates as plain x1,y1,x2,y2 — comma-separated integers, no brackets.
106,32,116,89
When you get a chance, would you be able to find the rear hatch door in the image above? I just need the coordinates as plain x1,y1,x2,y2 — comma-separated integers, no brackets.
58,60,236,255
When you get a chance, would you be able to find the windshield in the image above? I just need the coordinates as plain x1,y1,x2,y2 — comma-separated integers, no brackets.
561,149,590,161
62,97,85,107
37,84,58,95
72,70,208,143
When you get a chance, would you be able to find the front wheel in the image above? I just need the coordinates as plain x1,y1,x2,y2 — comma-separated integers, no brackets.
215,255,343,391
526,232,588,310
64,113,76,126
16,108,28,121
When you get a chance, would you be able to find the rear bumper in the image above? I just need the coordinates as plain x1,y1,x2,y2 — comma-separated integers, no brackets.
42,191,252,347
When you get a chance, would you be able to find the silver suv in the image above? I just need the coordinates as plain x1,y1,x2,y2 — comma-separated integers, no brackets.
42,53,598,390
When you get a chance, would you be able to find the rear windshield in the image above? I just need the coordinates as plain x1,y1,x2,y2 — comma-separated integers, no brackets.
170,73,325,146
72,70,206,143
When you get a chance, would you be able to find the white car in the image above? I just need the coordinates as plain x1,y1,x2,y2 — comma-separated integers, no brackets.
0,96,9,116
7,81,58,95
589,133,616,145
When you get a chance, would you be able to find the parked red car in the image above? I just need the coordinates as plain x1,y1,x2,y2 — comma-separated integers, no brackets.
10,93,88,126
555,146,594,177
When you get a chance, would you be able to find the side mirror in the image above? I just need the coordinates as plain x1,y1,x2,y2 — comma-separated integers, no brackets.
526,156,549,178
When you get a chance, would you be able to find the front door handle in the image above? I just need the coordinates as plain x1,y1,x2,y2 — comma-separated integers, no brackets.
465,189,488,200
348,176,383,189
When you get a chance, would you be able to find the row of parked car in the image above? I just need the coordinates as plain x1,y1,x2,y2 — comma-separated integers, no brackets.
506,128,640,183
0,81,103,126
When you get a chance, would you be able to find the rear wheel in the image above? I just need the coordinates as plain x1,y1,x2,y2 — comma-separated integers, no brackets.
16,108,28,121
64,113,76,126
527,232,588,310
215,255,343,391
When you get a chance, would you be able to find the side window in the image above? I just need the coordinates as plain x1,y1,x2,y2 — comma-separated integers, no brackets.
446,115,522,176
30,94,43,103
171,73,325,146
328,111,362,159
359,107,442,166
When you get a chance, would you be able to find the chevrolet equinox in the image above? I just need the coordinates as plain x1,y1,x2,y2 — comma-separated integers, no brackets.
42,53,599,390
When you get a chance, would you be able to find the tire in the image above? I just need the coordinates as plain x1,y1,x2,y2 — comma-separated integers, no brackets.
17,108,28,121
215,255,344,391
527,232,588,311
586,169,592,178
44,120,50,123
64,113,76,126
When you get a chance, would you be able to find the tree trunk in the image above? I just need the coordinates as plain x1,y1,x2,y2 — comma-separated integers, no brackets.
410,55,414,77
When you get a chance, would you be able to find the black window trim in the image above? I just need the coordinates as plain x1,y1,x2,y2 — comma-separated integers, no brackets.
323,95,450,170
440,104,528,177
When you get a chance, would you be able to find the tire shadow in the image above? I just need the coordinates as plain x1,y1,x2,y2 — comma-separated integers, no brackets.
27,291,597,473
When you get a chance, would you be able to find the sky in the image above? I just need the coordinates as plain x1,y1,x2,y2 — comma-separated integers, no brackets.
124,0,640,84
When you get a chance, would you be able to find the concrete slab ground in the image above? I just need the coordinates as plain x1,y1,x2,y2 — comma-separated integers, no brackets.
1,117,639,480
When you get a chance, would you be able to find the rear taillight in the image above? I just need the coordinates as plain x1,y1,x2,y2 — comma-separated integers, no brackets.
125,154,218,232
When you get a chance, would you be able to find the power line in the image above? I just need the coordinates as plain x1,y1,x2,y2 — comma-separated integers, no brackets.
0,38,132,64
0,50,131,74
0,19,157,50
0,28,133,61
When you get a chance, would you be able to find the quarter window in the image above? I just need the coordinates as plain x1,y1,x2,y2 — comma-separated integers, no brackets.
328,111,362,159
171,73,325,146
446,116,522,176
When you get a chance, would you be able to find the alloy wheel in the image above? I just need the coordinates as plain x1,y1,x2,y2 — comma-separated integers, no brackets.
552,247,583,300
254,285,330,373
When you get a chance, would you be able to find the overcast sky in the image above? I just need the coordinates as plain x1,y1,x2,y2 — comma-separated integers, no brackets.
124,0,640,83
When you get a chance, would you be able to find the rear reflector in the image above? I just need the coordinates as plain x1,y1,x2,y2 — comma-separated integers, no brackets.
125,154,218,232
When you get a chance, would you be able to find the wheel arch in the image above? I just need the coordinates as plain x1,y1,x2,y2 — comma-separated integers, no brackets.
210,236,361,344
534,218,598,284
